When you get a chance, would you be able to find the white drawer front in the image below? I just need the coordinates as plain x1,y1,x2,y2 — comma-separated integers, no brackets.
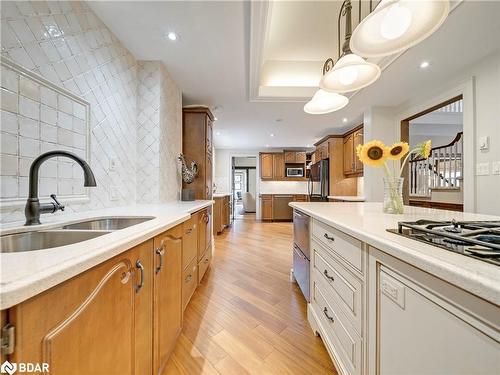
312,219,363,274
313,282,362,375
313,245,362,334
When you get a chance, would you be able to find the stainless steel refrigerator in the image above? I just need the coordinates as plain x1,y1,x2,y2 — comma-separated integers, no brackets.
308,159,329,201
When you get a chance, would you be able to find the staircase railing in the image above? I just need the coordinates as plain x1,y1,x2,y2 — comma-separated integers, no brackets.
409,132,463,197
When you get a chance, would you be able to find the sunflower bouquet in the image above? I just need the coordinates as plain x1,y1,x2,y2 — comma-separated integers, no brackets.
356,139,432,213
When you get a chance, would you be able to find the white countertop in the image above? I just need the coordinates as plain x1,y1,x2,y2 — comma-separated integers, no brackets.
0,200,212,309
290,202,500,305
327,196,366,202
213,193,231,198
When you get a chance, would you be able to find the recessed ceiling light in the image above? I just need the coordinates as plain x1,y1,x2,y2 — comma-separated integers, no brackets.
214,117,218,121
216,131,221,136
306,144,310,147
420,61,430,69
342,118,348,123
270,133,275,137
275,118,283,122
166,32,178,41
266,144,270,147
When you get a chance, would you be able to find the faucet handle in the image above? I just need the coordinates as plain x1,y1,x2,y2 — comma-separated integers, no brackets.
50,194,65,212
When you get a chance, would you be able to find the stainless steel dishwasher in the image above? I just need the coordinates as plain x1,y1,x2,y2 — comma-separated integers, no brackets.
273,195,294,220
293,209,310,302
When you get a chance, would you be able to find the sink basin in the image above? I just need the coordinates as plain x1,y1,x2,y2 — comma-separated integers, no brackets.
61,216,155,231
0,230,110,253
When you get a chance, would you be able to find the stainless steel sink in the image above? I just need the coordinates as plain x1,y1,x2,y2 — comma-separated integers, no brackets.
0,230,110,253
61,216,155,231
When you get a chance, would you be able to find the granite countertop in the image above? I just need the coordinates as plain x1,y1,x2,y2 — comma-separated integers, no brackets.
0,200,213,309
327,195,366,202
290,202,500,305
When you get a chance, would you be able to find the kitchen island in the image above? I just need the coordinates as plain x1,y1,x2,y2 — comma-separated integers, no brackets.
290,202,500,375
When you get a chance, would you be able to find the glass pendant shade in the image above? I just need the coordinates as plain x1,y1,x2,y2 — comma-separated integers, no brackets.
350,0,450,58
319,54,381,93
303,89,349,115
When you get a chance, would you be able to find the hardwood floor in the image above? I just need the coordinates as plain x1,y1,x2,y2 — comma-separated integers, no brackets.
165,218,336,374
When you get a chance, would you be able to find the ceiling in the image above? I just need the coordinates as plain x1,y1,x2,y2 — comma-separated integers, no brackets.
88,1,500,150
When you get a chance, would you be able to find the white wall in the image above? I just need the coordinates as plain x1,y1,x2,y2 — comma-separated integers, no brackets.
363,50,500,215
0,1,182,223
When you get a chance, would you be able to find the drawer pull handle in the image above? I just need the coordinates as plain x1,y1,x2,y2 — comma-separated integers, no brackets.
186,228,193,234
323,307,334,323
323,269,335,282
204,258,209,264
135,260,144,292
324,233,335,241
185,274,193,283
155,247,165,274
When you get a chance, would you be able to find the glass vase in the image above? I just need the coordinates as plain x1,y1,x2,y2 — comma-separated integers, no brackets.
383,177,404,214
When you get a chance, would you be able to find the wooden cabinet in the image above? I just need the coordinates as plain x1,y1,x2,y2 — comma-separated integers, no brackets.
198,207,211,260
260,153,274,180
182,257,198,311
284,151,307,164
261,194,273,221
293,194,308,202
182,212,198,270
9,241,154,375
153,226,182,375
273,153,285,179
353,129,363,173
343,133,354,174
343,126,363,176
213,195,231,235
183,107,214,199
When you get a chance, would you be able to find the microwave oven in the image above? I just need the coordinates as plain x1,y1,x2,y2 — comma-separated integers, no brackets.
286,167,304,177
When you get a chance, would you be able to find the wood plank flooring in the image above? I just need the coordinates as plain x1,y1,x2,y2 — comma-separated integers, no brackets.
165,218,336,374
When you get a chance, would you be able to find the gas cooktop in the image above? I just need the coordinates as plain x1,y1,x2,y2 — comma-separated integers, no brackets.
387,219,500,266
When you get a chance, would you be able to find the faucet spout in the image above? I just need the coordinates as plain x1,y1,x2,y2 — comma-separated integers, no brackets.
25,150,97,225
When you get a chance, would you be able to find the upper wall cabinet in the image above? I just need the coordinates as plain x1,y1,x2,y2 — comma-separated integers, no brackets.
260,152,307,181
344,127,363,176
183,107,214,199
284,151,306,164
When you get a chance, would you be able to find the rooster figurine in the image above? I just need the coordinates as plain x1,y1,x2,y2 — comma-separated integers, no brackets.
178,153,198,184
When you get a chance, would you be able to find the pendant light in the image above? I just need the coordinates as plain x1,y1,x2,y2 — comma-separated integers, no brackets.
319,0,381,93
350,0,450,58
304,89,349,115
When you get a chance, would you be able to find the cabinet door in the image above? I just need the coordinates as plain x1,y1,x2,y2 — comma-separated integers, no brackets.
213,198,222,235
321,142,329,160
223,197,230,226
353,130,363,173
206,153,212,199
205,206,212,252
198,208,207,259
284,151,296,163
10,242,152,375
153,226,182,375
377,267,500,374
261,196,273,220
182,212,198,269
206,118,213,156
273,153,285,180
296,152,307,163
260,153,274,180
343,134,354,174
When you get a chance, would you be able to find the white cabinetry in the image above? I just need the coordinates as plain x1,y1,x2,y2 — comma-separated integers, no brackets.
368,247,500,375
306,217,500,375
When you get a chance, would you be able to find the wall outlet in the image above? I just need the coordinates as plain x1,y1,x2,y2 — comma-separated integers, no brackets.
110,186,120,201
109,158,117,171
492,161,500,175
476,162,490,176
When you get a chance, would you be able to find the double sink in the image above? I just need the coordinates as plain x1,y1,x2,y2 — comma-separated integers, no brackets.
1,217,155,253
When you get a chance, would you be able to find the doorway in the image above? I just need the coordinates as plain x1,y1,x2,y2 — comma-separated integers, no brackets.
401,95,464,211
231,156,257,220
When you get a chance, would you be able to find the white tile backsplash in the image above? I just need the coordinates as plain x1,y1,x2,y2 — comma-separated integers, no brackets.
1,1,182,223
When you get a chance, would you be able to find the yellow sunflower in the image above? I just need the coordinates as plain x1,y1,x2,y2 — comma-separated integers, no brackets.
387,142,409,160
357,140,389,167
416,140,432,159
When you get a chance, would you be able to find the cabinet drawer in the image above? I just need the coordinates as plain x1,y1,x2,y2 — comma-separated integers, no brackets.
312,219,363,274
182,257,198,311
313,283,362,375
182,213,198,270
313,245,363,334
198,247,212,283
